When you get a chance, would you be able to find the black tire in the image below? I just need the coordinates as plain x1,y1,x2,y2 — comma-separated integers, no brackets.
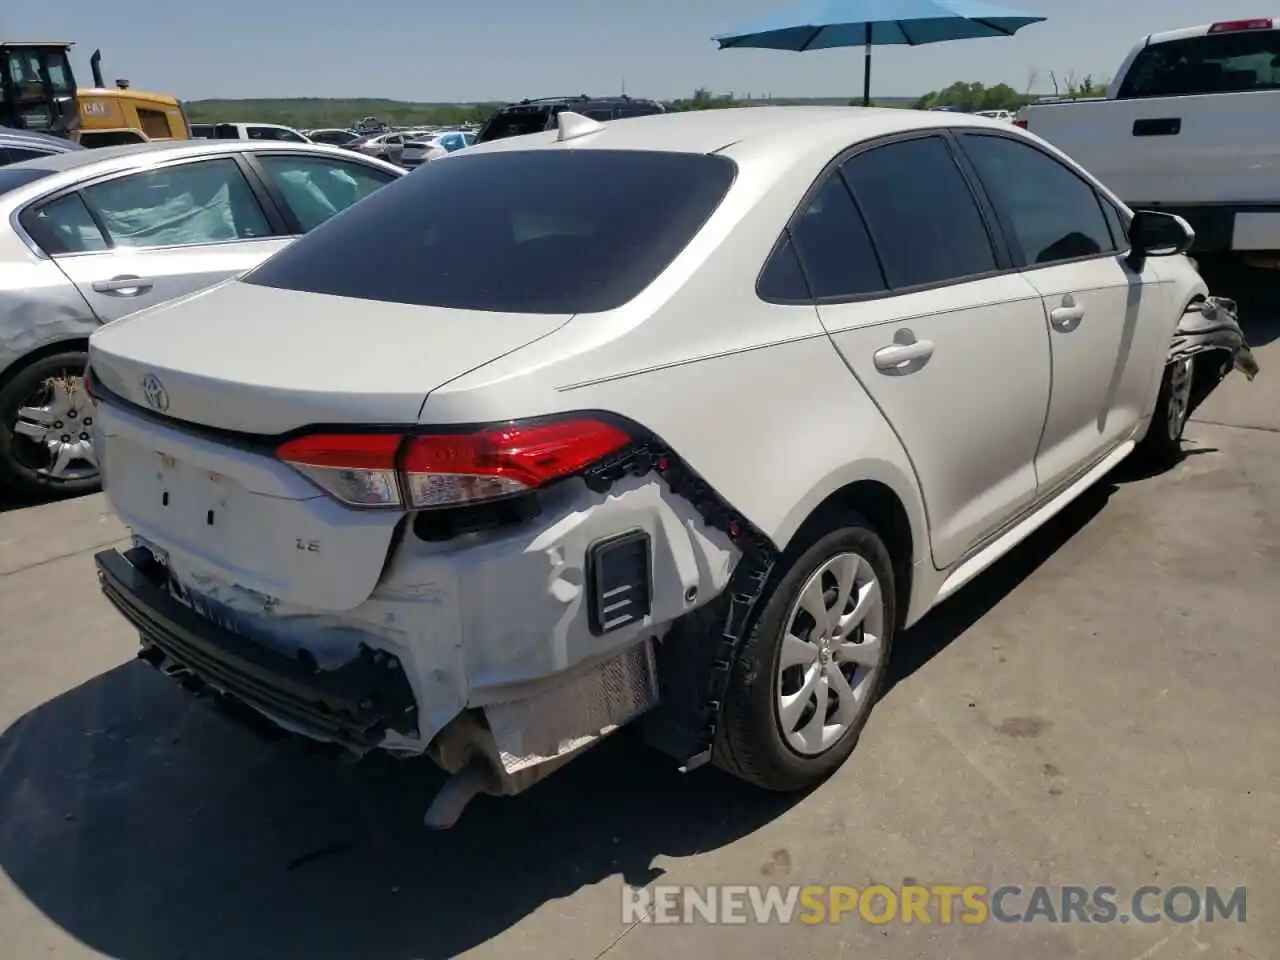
714,511,897,791
0,350,99,500
1134,355,1194,470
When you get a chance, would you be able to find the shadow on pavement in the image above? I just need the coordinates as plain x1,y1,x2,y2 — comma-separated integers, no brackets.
0,660,800,960
0,429,1216,959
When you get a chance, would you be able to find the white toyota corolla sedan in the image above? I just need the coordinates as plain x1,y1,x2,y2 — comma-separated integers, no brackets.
85,106,1206,826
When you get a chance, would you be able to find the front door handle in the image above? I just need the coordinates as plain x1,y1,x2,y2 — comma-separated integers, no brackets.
1050,301,1085,332
873,335,935,373
92,274,154,295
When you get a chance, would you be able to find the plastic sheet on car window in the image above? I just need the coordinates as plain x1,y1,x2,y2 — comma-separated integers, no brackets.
84,164,265,247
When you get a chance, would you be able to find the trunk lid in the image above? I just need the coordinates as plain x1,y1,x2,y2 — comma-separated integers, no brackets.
90,280,570,612
89,280,570,434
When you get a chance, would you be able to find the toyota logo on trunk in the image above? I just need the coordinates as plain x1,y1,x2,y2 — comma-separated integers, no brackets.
141,374,169,412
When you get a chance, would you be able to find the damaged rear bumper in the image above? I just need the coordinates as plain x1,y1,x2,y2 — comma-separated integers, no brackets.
95,546,419,753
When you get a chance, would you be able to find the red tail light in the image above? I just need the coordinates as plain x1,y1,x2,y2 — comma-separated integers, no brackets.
276,418,632,510
1208,17,1272,33
1013,118,1028,129
83,364,99,400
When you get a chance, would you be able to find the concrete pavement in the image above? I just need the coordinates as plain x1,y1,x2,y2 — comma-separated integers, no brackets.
0,288,1276,960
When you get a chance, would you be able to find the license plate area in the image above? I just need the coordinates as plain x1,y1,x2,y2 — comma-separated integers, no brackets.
138,450,252,552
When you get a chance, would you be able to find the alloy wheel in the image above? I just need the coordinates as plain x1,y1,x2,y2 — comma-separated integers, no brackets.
12,372,98,483
1166,356,1195,441
776,551,886,756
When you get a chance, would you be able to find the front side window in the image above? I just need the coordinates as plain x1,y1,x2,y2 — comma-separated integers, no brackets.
959,133,1114,266
244,149,737,314
77,158,273,248
255,155,396,232
841,136,997,289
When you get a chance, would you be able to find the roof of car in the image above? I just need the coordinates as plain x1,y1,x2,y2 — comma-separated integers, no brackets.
465,105,1014,159
0,129,82,152
2,138,375,174
0,139,404,213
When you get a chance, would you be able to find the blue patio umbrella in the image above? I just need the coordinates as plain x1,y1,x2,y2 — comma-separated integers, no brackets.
713,0,1046,107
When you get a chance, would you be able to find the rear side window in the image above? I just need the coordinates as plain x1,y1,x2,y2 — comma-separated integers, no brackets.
841,136,997,289
762,173,885,300
244,149,737,314
1119,29,1280,98
25,193,109,254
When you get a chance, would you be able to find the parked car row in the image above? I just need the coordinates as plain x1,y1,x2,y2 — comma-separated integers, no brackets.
0,140,404,497
74,104,1225,827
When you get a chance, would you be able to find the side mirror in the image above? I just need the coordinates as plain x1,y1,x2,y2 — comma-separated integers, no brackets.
1127,210,1195,269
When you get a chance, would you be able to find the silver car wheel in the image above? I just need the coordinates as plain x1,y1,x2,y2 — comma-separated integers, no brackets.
1166,356,1195,441
13,374,98,482
776,551,886,756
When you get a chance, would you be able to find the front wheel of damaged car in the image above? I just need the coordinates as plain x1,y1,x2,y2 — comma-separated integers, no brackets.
0,351,100,500
1134,355,1195,470
715,515,896,791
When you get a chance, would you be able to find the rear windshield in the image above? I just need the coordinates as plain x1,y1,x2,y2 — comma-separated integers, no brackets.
0,167,54,195
1119,29,1280,98
242,149,737,314
477,109,553,142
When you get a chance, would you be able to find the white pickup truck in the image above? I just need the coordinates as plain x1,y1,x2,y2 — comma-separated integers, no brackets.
1018,17,1280,265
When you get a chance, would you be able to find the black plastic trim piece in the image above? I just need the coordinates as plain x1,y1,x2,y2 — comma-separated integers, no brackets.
585,529,653,636
95,548,418,752
581,440,779,770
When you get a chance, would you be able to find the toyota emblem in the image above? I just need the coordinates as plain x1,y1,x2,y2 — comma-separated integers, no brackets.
141,374,169,412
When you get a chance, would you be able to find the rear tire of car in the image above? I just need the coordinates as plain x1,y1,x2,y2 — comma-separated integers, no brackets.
714,512,896,792
0,350,100,500
1134,355,1195,470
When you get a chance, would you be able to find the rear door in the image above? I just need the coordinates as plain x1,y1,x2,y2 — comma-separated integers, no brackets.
954,131,1173,494
785,133,1052,569
25,154,291,323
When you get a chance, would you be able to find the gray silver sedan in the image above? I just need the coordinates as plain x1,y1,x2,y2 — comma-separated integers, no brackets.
0,139,404,499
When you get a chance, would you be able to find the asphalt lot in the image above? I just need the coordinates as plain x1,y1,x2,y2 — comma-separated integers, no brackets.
0,277,1277,960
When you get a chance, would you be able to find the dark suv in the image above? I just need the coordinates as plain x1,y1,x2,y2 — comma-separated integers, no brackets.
475,95,665,143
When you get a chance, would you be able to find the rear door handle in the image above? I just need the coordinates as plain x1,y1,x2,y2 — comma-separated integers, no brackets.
92,275,154,295
873,338,935,373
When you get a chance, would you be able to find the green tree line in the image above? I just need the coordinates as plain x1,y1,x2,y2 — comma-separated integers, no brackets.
182,76,1111,130
182,98,504,129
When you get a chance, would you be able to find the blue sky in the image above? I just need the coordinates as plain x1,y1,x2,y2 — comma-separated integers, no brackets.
23,1,1276,101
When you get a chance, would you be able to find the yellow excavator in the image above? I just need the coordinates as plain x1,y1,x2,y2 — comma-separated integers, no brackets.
0,41,190,146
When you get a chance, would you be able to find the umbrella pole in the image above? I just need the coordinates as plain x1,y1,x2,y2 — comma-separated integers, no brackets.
862,23,872,107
